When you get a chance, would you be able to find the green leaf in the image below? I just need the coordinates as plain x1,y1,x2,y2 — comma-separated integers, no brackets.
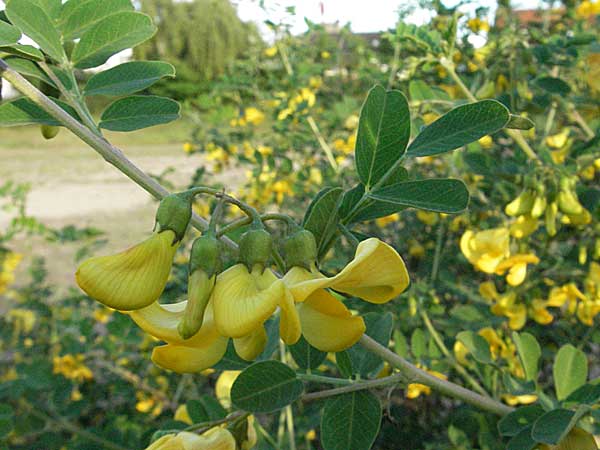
60,0,134,39
355,85,411,189
512,332,541,382
411,328,427,359
230,361,303,413
502,373,536,396
335,351,353,378
498,404,545,437
288,336,327,371
72,11,156,69
0,97,78,127
456,331,493,364
408,80,450,102
406,100,510,157
99,95,180,132
186,396,227,423
31,0,62,19
506,426,537,450
368,178,469,213
536,77,571,95
345,313,393,377
0,43,44,60
554,344,588,401
84,61,175,96
5,0,65,61
302,187,343,258
0,404,14,439
531,407,590,445
506,114,535,130
320,391,381,450
3,57,54,86
564,383,600,406
0,20,20,46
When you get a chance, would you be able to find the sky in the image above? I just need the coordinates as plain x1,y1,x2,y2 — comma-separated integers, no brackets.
233,0,546,36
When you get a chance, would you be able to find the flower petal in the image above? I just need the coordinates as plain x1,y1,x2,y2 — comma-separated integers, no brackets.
285,239,409,304
279,289,301,344
76,231,178,310
213,264,284,338
129,301,220,347
297,290,365,352
233,327,267,360
328,238,410,303
151,338,228,373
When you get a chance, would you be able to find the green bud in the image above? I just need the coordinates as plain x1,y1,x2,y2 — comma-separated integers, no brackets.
155,193,193,242
283,229,317,270
41,125,60,140
238,228,272,271
189,234,221,278
178,270,216,339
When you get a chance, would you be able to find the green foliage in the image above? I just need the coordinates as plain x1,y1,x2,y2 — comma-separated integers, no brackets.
84,61,176,96
231,361,304,413
321,391,382,450
553,344,588,401
99,95,180,131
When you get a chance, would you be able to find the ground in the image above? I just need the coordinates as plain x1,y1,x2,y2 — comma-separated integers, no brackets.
0,120,238,295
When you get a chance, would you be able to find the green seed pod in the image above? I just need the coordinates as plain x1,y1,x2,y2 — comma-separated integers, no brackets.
545,201,558,237
505,189,535,216
155,193,193,242
238,228,272,271
178,270,216,339
283,229,317,270
41,125,60,140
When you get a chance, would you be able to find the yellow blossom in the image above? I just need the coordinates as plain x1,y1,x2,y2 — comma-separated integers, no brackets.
375,213,400,228
467,17,490,33
145,429,236,450
93,307,113,324
406,368,447,399
453,341,470,365
174,405,192,425
546,128,570,149
212,264,301,345
53,354,93,383
478,135,493,148
502,394,538,406
76,230,179,310
321,50,331,59
183,142,195,153
263,46,277,57
282,239,408,351
7,308,36,334
0,251,22,294
416,210,438,226
215,370,240,408
510,215,539,239
494,253,540,286
460,228,510,273
576,0,600,18
530,299,554,325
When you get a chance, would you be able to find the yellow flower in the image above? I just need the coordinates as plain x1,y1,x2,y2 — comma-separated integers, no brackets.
129,301,230,373
460,228,510,273
494,253,540,286
576,0,600,18
492,292,527,330
145,429,236,450
502,394,538,406
478,135,493,148
321,50,331,59
344,114,359,129
285,238,410,304
76,231,179,310
375,213,400,228
416,210,438,226
93,307,113,324
467,17,490,33
53,354,93,382
546,128,569,149
183,142,195,153
406,369,447,399
263,46,277,57
529,299,554,325
453,341,470,365
0,251,22,294
212,264,301,345
510,215,539,239
282,239,408,352
174,404,193,425
216,370,240,408
478,327,507,360
7,308,36,334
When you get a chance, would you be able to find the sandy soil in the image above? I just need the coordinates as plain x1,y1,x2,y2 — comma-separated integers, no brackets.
0,125,242,294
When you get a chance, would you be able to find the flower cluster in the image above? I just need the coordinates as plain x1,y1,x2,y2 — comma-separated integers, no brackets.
75,194,410,374
0,251,22,295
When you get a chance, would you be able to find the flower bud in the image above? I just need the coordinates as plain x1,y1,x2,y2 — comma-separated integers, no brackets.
283,229,317,270
238,228,272,271
178,235,221,339
41,125,59,140
155,193,193,243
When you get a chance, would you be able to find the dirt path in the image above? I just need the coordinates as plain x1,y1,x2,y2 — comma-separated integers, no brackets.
0,125,243,293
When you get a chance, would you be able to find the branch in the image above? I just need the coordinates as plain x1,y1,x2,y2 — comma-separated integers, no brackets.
358,335,514,416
